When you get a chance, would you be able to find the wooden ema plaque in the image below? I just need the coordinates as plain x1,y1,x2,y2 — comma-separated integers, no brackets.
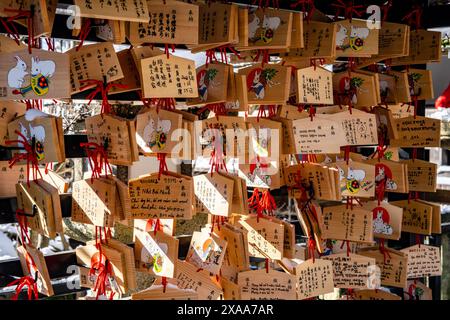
390,200,432,235
391,30,442,66
17,245,54,297
216,223,250,274
400,244,442,279
319,205,373,244
238,64,291,104
85,114,138,166
334,19,379,58
175,259,222,300
71,178,116,227
193,173,234,217
16,181,56,238
186,231,227,276
401,159,437,193
295,259,335,300
283,21,337,60
332,71,379,108
188,63,232,105
128,172,194,220
0,1,57,37
8,114,65,164
296,66,333,105
353,289,401,300
362,201,403,241
316,109,379,146
236,216,284,260
0,161,26,198
135,108,183,155
377,22,410,57
197,3,237,46
128,1,199,45
73,0,149,22
323,253,376,289
334,161,376,198
0,101,25,146
238,269,296,300
69,42,124,94
133,226,178,278
140,54,197,98
291,117,346,154
404,281,432,300
221,276,241,300
390,116,441,148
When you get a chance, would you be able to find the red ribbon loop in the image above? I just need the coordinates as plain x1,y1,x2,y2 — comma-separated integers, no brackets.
402,5,422,30
76,19,91,52
80,142,112,182
79,79,128,115
7,275,39,300
157,153,168,180
331,0,365,23
3,7,35,54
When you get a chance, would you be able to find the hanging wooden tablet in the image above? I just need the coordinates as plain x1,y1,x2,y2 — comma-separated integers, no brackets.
407,69,434,100
0,101,25,145
390,200,432,235
218,172,249,215
416,200,441,234
73,0,149,22
109,49,141,94
8,114,65,164
362,201,403,241
291,117,346,154
285,163,340,202
131,284,198,300
104,238,137,291
274,116,296,155
282,22,337,60
41,169,69,194
186,231,227,275
390,116,441,148
16,181,57,238
133,226,178,278
333,71,378,107
240,7,293,50
76,244,126,294
128,1,199,45
246,117,282,164
196,115,247,159
136,108,183,155
391,30,442,66
353,289,401,300
128,172,194,219
377,22,410,58
318,205,373,244
238,160,284,190
188,63,230,105
238,64,291,104
358,247,408,288
365,159,409,194
334,19,379,57
69,42,124,94
0,0,57,37
296,66,333,105
401,159,437,192
220,276,241,300
372,106,399,140
17,245,54,297
333,161,375,198
0,162,26,198
175,259,222,300
238,269,296,300
71,178,116,227
216,223,250,277
85,114,138,166
134,218,175,236
281,220,295,259
140,54,197,98
404,281,432,300
295,259,334,300
0,49,69,100
236,215,284,260
322,253,377,289
0,35,28,53
388,71,412,103
194,173,234,217
400,244,442,279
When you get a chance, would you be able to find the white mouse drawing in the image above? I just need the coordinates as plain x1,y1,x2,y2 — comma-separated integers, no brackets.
31,57,56,77
350,26,369,39
248,14,261,39
262,15,281,31
336,24,348,47
8,56,28,89
29,123,46,142
347,168,366,181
